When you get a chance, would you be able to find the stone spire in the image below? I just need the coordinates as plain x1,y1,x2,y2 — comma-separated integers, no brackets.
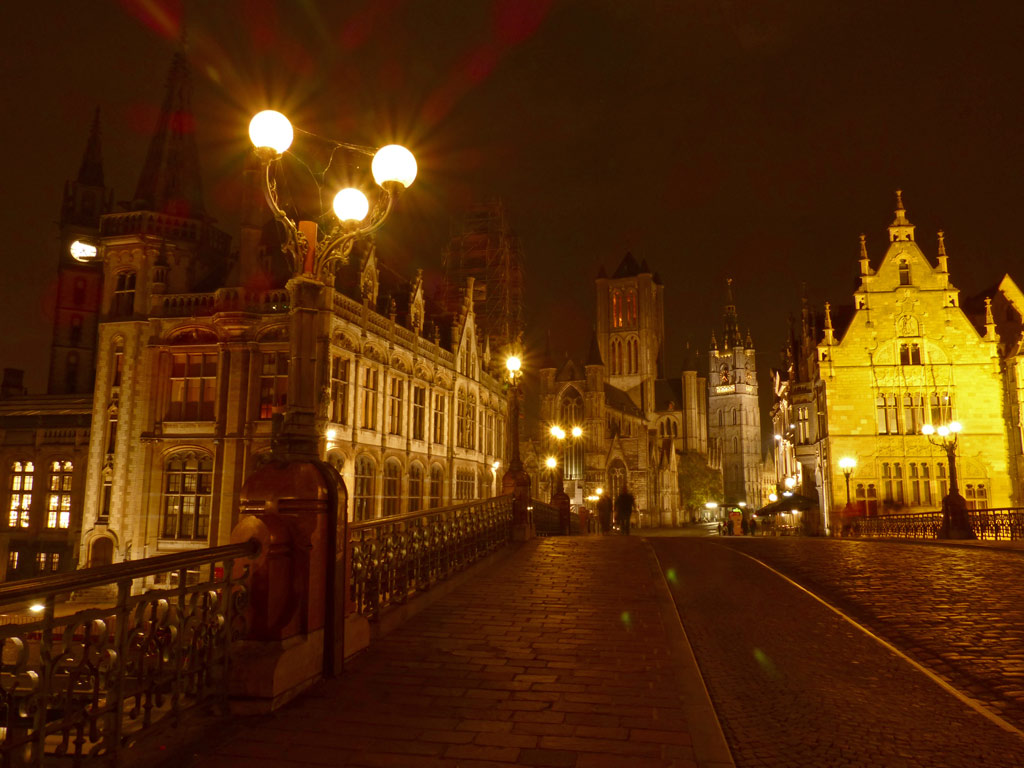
887,189,915,242
585,330,604,367
77,108,105,188
823,301,836,345
937,229,949,273
132,49,206,220
722,278,743,349
985,297,997,341
859,233,870,276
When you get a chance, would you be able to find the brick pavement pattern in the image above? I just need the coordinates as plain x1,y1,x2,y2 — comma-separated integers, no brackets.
713,537,1024,734
650,537,1024,768
186,537,727,768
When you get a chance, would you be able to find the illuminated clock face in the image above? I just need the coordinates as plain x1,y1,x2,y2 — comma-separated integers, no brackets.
70,240,97,262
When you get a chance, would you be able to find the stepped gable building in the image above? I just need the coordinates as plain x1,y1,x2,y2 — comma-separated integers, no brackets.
708,280,763,507
771,192,1018,533
0,52,507,581
522,253,713,526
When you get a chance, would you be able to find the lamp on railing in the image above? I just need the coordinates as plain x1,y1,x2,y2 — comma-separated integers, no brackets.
249,110,416,459
921,420,975,539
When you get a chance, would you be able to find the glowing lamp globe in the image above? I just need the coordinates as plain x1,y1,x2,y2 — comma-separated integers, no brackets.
921,424,935,435
550,426,566,440
571,426,583,438
506,356,521,373
545,456,557,469
937,425,950,437
372,144,417,188
839,457,856,471
768,493,778,502
596,487,603,495
949,421,963,433
249,110,293,154
333,188,369,222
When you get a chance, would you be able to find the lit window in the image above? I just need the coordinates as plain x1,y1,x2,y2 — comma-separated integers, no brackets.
161,453,213,541
382,460,401,516
409,463,424,513
429,465,444,508
168,352,218,421
361,367,379,430
259,351,288,420
354,456,375,521
47,460,73,529
330,357,349,425
8,461,34,528
388,377,404,435
456,469,474,500
8,551,18,571
412,386,426,441
612,291,623,328
432,393,446,444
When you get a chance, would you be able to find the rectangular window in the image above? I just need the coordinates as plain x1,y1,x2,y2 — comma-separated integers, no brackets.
910,463,920,505
8,461,33,529
433,393,446,444
937,462,948,498
47,461,73,529
930,392,954,426
388,377,403,435
977,484,987,509
50,553,60,572
922,464,933,505
486,412,494,456
965,484,977,510
330,357,349,425
894,463,904,504
7,551,17,571
796,406,810,444
903,394,925,435
168,352,218,421
899,344,921,366
258,351,288,420
412,386,426,440
362,368,379,430
882,463,893,502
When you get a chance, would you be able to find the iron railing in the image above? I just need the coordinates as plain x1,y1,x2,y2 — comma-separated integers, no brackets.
348,495,514,619
854,507,1024,540
0,540,258,767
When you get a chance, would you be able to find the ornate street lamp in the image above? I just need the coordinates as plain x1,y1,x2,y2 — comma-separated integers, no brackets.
501,356,532,531
248,110,416,459
921,421,975,539
838,457,856,506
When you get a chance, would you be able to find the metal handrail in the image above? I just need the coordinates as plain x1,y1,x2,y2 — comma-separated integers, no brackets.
350,493,514,530
0,539,260,606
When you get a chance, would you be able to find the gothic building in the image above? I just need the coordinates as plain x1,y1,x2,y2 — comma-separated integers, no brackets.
522,253,713,526
0,52,506,581
771,193,1018,532
708,281,762,507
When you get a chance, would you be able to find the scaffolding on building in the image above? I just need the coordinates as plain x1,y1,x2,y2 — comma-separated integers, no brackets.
441,199,525,357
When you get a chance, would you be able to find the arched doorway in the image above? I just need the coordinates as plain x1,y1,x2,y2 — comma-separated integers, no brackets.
608,459,627,501
88,537,114,568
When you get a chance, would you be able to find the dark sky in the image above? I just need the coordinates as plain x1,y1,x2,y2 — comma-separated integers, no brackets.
3,1,1023,408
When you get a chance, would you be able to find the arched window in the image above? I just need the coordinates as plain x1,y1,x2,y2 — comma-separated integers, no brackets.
46,460,73,529
382,459,401,516
625,290,637,325
659,422,665,437
608,459,627,501
731,408,737,426
467,395,477,450
354,456,376,521
7,461,34,529
614,339,623,374
456,389,468,448
671,421,678,437
409,463,424,513
612,290,623,328
111,340,124,389
429,464,444,508
628,337,639,374
113,271,136,317
161,452,213,541
718,410,724,427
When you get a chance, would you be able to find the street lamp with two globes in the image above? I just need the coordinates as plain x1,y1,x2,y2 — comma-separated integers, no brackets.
921,420,975,539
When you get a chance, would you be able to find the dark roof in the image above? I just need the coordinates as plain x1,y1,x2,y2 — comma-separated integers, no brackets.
585,333,603,366
654,379,683,411
612,252,642,279
603,383,642,416
77,107,105,187
556,358,582,382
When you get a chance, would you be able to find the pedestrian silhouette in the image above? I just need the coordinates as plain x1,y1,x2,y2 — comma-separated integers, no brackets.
614,486,635,535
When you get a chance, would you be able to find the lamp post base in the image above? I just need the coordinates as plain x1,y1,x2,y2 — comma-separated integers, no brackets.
938,492,977,540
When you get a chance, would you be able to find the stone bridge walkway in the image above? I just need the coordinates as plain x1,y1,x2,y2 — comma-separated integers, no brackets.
185,536,733,768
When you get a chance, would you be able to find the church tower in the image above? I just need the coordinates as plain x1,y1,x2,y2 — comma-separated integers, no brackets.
595,253,664,415
48,110,113,394
708,279,762,506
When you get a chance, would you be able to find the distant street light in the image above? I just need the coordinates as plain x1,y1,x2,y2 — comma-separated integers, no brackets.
838,457,856,506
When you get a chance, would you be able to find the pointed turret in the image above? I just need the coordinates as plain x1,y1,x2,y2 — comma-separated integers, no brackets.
585,331,604,367
985,297,997,342
887,189,915,242
61,109,112,230
823,301,836,345
859,233,871,276
77,108,105,188
722,278,743,349
131,50,206,219
937,229,949,273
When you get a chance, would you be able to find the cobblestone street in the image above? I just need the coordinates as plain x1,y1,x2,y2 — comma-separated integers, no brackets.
650,536,1024,768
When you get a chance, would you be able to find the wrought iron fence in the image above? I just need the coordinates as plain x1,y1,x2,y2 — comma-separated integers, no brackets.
531,500,563,536
0,540,258,767
854,507,1024,541
348,495,514,619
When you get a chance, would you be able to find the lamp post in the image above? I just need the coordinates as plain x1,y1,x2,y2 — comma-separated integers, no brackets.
248,110,416,460
922,421,975,539
838,457,856,506
501,356,533,538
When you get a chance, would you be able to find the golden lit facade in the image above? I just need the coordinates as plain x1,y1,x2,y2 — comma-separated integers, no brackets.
791,194,1013,529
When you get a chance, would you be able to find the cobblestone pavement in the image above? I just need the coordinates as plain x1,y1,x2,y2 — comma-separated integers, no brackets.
649,537,1024,768
184,537,730,768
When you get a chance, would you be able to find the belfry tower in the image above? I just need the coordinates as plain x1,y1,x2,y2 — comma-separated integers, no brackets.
48,110,113,394
708,279,762,506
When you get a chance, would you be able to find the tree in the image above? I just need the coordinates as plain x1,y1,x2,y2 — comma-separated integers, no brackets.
677,451,723,522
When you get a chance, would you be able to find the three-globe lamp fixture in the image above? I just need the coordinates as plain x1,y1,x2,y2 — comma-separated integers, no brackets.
248,110,417,279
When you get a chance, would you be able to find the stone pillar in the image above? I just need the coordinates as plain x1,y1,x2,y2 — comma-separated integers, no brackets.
228,459,346,713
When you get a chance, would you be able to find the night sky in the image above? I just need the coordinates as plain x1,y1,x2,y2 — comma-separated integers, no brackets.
3,1,1023,411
